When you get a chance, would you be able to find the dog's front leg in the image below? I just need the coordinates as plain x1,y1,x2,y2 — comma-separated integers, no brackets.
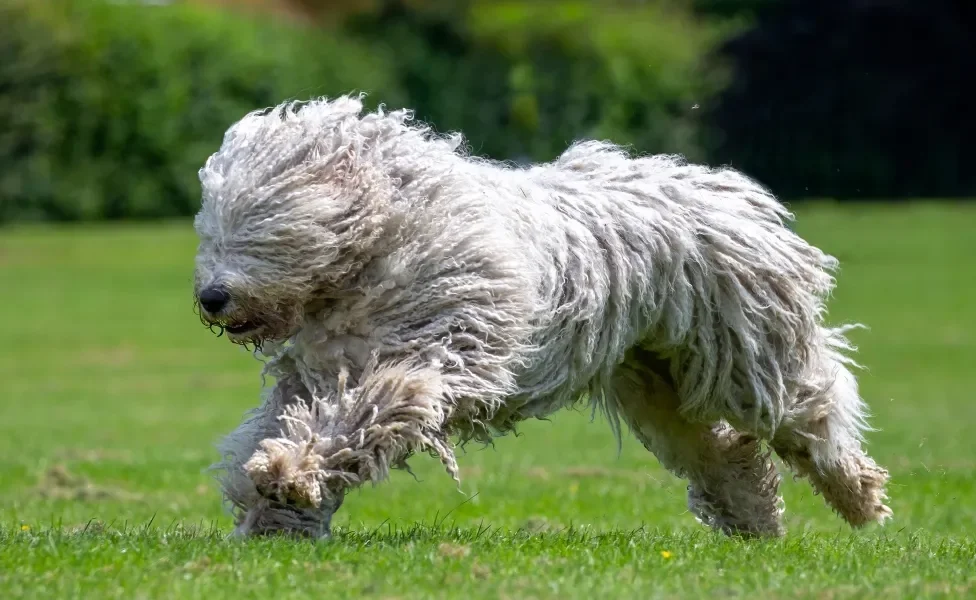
214,373,343,538
240,359,458,526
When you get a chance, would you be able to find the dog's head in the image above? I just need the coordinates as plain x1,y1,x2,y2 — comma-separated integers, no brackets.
192,96,401,346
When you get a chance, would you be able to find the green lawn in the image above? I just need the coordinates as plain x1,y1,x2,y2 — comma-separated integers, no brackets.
1,203,974,598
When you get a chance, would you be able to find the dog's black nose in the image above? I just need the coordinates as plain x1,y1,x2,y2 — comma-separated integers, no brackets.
198,287,230,314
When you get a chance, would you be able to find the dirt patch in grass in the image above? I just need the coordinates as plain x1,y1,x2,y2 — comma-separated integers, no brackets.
437,542,471,559
459,465,484,478
563,466,616,478
563,465,660,483
35,465,143,502
519,516,557,533
524,467,551,480
53,448,135,463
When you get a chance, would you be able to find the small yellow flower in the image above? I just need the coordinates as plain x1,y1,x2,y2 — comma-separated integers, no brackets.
20,524,30,532
660,550,673,559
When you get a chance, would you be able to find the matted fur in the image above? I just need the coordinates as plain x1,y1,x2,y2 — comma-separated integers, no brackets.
193,95,891,538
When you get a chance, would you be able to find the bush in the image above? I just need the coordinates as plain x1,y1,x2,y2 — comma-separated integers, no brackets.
0,0,732,222
350,0,729,164
0,0,402,222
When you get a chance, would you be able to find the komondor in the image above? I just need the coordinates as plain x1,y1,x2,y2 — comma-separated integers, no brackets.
192,95,891,539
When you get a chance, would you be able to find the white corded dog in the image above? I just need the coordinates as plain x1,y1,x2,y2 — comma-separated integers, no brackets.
192,95,891,538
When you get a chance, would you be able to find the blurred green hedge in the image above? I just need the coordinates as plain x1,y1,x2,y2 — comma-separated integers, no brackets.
0,0,728,222
0,0,402,222
350,0,729,163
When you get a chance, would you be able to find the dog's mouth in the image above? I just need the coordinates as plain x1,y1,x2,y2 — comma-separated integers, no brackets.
225,321,262,336
202,317,266,343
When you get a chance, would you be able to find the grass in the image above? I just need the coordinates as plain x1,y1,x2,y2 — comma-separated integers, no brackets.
0,202,974,598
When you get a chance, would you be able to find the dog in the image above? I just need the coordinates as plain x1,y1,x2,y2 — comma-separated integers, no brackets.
192,95,891,538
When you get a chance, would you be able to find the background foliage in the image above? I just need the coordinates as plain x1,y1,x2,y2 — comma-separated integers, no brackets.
1,0,973,222
0,0,400,222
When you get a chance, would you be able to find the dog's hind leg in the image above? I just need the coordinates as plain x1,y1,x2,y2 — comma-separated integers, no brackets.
772,348,892,527
609,348,784,537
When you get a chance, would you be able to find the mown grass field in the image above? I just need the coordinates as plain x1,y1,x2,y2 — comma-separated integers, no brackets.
1,203,974,598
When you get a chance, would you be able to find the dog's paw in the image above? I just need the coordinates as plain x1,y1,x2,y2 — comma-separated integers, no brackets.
243,438,325,509
229,502,334,540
